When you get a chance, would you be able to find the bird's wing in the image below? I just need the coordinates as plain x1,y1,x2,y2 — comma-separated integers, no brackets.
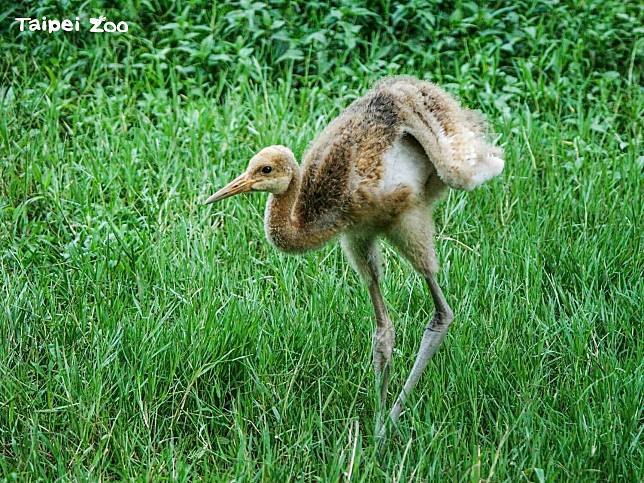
379,77,504,191
296,134,353,226
295,91,401,226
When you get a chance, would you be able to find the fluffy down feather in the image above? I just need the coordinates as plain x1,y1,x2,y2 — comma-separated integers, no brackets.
376,76,504,191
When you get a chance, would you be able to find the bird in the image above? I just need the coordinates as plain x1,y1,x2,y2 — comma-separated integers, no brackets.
205,75,504,440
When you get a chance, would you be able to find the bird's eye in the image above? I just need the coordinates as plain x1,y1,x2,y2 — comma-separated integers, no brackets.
261,166,272,174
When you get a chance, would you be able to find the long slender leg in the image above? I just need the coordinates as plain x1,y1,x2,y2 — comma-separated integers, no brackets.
369,281,394,407
381,207,454,434
340,235,395,432
388,273,453,424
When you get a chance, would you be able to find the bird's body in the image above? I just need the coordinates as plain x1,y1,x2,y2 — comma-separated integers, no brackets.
262,76,503,253
206,75,504,441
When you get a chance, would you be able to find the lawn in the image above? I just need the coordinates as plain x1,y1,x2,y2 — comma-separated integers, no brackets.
0,1,642,480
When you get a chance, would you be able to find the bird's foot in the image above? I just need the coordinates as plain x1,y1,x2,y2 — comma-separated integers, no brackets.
375,419,392,455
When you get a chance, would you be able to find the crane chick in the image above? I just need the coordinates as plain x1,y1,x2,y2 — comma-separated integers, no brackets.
206,76,504,439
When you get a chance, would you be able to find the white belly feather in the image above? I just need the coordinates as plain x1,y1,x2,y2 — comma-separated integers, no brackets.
381,135,431,195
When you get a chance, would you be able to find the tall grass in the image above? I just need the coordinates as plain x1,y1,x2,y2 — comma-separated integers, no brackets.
0,1,642,480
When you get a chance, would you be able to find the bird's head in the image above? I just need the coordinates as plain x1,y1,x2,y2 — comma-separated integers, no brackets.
205,145,296,204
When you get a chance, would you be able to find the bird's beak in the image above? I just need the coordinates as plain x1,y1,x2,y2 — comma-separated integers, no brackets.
204,173,253,204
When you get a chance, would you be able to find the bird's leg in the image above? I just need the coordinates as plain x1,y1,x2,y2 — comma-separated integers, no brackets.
368,279,395,433
379,207,453,441
340,235,394,435
387,272,453,427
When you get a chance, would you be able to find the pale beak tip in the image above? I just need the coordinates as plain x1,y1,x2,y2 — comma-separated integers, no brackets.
204,193,220,205
204,173,250,206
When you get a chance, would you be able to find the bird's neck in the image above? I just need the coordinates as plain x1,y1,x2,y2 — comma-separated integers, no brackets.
264,162,341,253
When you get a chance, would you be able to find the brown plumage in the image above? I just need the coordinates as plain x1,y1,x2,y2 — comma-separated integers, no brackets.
205,75,504,441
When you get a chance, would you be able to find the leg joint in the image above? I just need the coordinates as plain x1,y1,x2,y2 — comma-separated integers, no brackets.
442,307,454,324
430,307,453,330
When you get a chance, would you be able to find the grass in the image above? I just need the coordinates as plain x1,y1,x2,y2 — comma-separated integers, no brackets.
0,1,642,480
